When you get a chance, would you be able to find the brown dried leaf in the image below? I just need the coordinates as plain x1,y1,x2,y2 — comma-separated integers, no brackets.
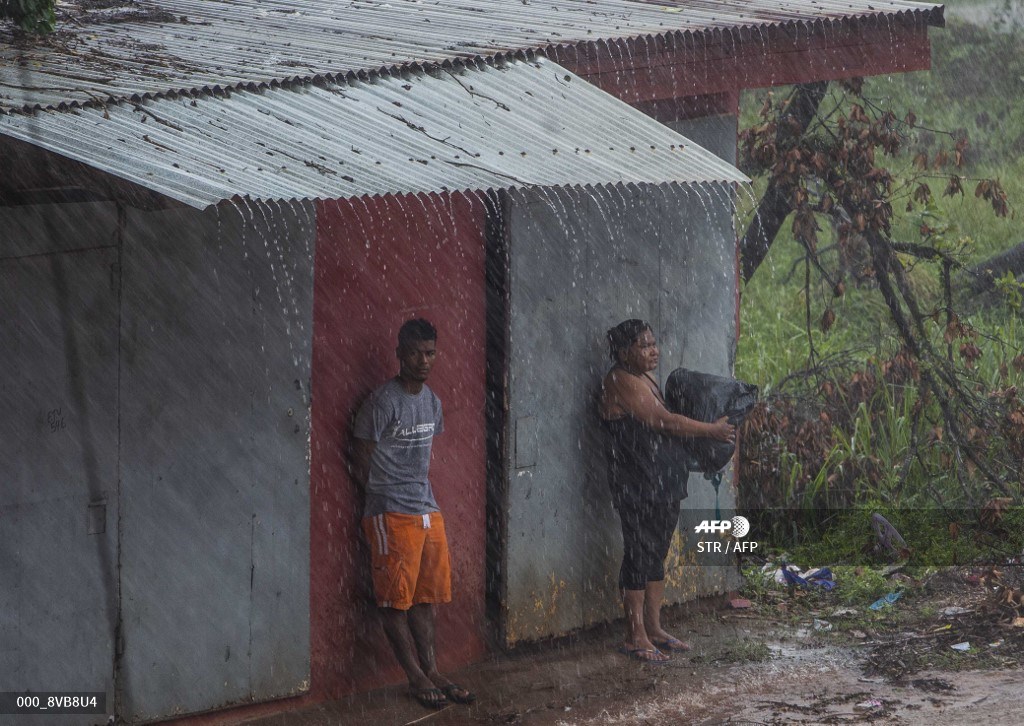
980,497,1013,528
821,308,836,333
959,342,983,367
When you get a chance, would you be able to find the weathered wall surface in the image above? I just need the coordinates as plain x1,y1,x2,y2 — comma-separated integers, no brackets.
118,201,314,721
0,202,121,721
502,182,742,644
310,193,488,698
667,113,738,167
0,200,314,724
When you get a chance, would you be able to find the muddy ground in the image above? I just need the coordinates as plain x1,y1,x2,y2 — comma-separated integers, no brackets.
241,565,1024,726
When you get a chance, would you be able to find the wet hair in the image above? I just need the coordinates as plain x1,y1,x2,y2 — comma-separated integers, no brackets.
397,318,437,350
607,319,651,361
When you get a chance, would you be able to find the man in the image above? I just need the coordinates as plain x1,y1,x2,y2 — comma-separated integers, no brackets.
352,318,476,710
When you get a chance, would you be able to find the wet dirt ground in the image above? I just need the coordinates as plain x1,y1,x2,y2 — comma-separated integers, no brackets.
239,568,1024,726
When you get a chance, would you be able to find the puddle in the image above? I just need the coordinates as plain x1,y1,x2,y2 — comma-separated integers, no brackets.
238,608,1024,726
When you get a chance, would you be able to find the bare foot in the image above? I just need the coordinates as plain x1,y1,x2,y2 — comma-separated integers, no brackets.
410,686,448,709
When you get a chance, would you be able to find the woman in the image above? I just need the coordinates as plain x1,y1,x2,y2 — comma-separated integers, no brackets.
599,319,735,663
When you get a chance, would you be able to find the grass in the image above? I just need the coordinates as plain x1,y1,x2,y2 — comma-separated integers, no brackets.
737,16,1024,392
735,15,1024,544
741,560,909,608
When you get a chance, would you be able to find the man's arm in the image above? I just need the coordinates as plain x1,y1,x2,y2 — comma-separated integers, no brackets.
351,437,376,494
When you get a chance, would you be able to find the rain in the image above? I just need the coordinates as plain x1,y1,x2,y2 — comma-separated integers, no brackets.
2,0,1023,724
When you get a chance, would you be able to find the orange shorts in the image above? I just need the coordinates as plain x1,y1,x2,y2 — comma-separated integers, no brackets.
362,511,452,610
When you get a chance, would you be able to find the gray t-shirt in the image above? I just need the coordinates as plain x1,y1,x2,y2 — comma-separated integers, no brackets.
353,378,443,517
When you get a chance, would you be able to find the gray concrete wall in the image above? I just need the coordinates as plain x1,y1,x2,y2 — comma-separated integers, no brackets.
0,199,314,723
667,114,738,167
502,181,742,644
118,201,314,721
0,202,121,721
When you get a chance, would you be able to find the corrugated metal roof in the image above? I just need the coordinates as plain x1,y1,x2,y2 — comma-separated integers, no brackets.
0,57,747,208
0,0,944,114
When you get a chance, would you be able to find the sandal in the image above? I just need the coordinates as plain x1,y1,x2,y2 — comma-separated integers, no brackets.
441,683,476,704
411,687,449,709
652,637,692,653
617,645,670,664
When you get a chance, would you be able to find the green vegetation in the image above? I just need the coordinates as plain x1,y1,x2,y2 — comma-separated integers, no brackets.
0,0,56,33
780,505,1024,567
742,561,913,609
736,16,1024,544
734,13,1024,680
738,17,1024,390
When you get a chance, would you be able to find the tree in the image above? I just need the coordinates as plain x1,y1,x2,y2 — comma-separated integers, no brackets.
0,0,56,33
737,78,1021,506
739,81,830,284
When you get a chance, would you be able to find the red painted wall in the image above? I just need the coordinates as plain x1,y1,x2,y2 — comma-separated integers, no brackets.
308,192,489,698
554,17,934,103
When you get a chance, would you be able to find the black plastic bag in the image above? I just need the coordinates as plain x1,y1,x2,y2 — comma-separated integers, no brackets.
664,368,759,474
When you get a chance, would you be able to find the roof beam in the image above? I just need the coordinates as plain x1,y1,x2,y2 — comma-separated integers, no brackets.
553,16,933,103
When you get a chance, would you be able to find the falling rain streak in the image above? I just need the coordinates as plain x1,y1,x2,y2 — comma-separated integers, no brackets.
0,0,960,722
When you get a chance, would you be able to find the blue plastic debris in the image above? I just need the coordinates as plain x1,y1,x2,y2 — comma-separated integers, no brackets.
781,565,837,591
868,591,903,610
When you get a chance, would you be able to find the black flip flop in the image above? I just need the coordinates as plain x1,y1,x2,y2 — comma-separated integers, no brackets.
441,683,476,705
652,637,692,653
617,645,671,664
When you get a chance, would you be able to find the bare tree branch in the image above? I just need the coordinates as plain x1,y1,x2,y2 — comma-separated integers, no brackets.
740,81,830,283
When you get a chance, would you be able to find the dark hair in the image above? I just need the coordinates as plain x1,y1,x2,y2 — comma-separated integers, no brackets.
607,319,651,361
398,318,437,350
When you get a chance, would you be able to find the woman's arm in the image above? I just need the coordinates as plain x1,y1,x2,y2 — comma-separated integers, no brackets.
606,371,735,442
